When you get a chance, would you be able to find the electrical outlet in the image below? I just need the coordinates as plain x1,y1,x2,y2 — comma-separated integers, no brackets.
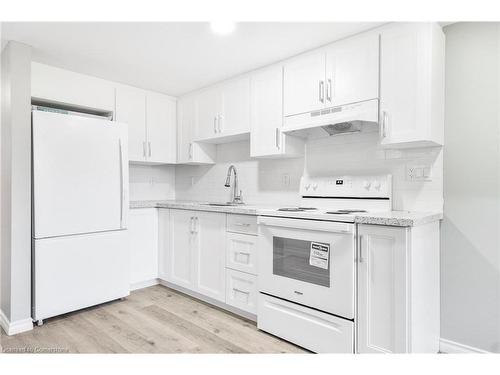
406,164,432,182
190,176,195,186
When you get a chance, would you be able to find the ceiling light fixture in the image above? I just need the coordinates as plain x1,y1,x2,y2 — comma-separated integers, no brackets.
210,21,236,35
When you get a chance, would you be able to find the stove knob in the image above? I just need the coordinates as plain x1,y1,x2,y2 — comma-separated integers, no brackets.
305,183,311,190
373,181,381,190
363,181,371,190
312,183,318,191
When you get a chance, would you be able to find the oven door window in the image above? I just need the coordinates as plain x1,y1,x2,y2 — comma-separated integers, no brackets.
273,237,330,287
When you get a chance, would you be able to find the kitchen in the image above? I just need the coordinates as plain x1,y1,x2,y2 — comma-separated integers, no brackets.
1,8,500,370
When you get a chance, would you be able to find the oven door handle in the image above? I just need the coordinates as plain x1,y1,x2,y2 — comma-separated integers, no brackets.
257,216,353,234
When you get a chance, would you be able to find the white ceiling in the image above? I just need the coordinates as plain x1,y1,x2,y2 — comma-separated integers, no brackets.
1,22,384,96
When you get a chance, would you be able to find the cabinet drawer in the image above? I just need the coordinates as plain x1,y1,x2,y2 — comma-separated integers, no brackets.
227,214,257,235
257,293,354,353
226,232,258,275
225,269,258,314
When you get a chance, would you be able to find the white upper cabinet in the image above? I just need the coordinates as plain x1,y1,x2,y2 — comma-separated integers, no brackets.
220,76,251,137
31,62,115,112
116,86,177,164
196,87,220,140
177,95,216,165
250,65,304,158
326,33,379,106
194,76,251,142
379,23,445,148
146,92,177,163
115,87,147,162
283,50,327,116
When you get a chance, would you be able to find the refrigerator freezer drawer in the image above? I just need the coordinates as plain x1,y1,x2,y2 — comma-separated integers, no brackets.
33,230,129,321
257,293,354,353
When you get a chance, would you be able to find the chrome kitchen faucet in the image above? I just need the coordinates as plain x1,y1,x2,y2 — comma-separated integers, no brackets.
225,165,244,205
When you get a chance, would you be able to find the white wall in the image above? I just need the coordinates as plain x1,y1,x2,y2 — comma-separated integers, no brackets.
129,164,176,201
175,133,443,211
0,41,33,332
441,22,500,353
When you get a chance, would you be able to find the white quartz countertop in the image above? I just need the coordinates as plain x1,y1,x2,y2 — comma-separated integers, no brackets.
130,200,442,227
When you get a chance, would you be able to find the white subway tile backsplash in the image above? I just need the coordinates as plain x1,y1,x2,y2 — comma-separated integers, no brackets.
132,132,443,212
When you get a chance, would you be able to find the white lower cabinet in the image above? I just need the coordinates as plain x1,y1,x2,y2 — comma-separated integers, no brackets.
128,208,158,288
225,269,258,314
193,211,227,302
357,223,440,353
226,232,258,275
163,209,226,301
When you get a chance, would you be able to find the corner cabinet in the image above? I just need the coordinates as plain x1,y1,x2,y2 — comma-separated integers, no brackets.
250,65,304,158
115,86,177,164
379,23,445,148
357,222,440,353
162,209,226,302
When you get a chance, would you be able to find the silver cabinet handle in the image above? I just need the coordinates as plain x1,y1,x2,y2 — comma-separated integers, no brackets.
142,141,146,158
148,141,152,157
188,142,193,159
217,114,222,133
233,222,251,227
327,78,332,102
275,128,280,150
194,217,199,234
189,217,194,233
214,116,217,133
359,235,364,263
380,111,388,139
233,288,250,295
319,80,325,103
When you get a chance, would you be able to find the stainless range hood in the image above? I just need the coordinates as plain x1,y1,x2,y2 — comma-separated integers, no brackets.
282,99,379,139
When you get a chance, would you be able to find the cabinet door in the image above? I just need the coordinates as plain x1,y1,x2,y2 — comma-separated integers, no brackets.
196,87,220,140
357,224,408,353
168,209,195,289
326,33,379,107
146,92,176,163
283,50,326,116
115,87,146,162
158,209,170,281
193,211,226,302
220,76,250,136
379,24,429,145
177,96,195,164
250,65,284,157
129,208,158,287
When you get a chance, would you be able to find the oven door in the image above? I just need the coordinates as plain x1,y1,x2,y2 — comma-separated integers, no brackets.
258,216,355,319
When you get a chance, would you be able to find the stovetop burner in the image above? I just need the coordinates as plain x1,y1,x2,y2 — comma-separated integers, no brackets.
326,209,368,215
277,207,318,212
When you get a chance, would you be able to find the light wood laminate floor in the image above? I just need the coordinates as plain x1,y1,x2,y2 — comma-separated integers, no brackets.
0,285,308,354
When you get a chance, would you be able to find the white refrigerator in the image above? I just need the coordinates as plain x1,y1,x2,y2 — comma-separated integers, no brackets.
32,108,130,324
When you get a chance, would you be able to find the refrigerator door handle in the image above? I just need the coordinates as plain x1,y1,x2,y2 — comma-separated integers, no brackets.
119,138,127,229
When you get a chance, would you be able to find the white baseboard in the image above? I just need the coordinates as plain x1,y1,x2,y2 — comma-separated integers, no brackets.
130,278,160,291
0,309,33,336
440,338,490,353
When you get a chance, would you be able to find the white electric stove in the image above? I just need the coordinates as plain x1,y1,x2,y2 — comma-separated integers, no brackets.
258,174,392,222
256,175,392,353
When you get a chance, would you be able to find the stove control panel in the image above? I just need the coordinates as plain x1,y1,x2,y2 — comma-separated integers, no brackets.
300,175,392,199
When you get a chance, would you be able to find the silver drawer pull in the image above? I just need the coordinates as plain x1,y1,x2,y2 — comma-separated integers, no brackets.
233,222,251,227
233,288,250,295
238,251,250,256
